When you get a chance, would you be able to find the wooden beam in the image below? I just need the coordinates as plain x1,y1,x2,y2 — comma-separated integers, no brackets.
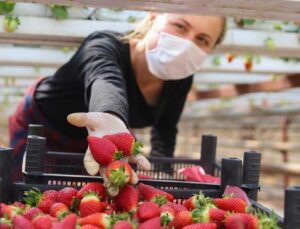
1,16,300,57
14,0,300,22
196,74,300,99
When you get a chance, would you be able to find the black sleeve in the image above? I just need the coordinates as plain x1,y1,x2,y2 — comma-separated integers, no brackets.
57,31,129,126
150,77,193,157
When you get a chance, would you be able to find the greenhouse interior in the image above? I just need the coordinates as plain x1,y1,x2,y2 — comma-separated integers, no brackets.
0,1,300,228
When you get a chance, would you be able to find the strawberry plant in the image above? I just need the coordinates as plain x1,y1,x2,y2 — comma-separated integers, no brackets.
49,5,69,20
3,15,20,33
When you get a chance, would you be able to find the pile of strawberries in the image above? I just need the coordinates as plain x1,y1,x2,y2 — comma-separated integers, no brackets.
0,181,280,229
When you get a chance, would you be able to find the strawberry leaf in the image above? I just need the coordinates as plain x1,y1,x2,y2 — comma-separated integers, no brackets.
50,5,69,20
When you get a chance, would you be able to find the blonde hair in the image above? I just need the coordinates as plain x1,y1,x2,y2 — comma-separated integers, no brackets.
124,14,227,46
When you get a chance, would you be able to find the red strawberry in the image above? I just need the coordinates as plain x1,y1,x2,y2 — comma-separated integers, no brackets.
12,215,34,229
184,193,213,211
81,225,101,229
138,183,174,203
87,136,123,166
244,59,253,72
224,213,258,229
192,207,226,227
0,203,22,219
0,217,11,229
77,182,106,200
12,201,25,209
104,132,143,156
52,213,77,229
182,223,217,229
49,203,69,219
166,202,188,214
79,192,106,217
23,207,43,221
57,187,78,208
226,53,235,63
78,213,111,228
137,202,160,222
113,220,134,229
106,160,133,188
24,189,58,214
213,198,246,213
170,210,193,229
104,203,117,215
32,214,53,229
160,204,175,226
114,184,138,212
138,216,161,229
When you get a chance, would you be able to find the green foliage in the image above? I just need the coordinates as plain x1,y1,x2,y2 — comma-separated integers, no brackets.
50,5,69,20
127,15,136,23
3,15,20,32
0,1,15,15
264,37,276,51
242,18,256,26
212,56,221,66
273,23,282,31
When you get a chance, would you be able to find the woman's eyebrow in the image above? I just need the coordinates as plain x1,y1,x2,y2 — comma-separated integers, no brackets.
178,18,192,28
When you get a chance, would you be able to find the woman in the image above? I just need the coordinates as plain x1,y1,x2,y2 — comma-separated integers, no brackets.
9,12,226,181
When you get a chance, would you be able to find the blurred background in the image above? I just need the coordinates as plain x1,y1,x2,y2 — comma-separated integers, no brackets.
1,1,300,217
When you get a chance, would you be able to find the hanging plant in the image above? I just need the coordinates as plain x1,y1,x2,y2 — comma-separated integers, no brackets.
3,15,20,33
273,23,282,31
225,53,236,63
127,15,136,23
243,54,253,72
264,37,276,51
0,1,15,15
49,5,69,20
234,18,256,28
212,56,221,66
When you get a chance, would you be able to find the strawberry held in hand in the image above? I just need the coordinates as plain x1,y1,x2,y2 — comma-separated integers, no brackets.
106,160,133,188
87,136,123,166
104,132,143,157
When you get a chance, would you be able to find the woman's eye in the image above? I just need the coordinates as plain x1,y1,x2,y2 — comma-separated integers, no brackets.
197,37,209,46
174,23,185,32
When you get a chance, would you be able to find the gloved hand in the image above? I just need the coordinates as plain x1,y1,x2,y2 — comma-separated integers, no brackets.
67,112,151,196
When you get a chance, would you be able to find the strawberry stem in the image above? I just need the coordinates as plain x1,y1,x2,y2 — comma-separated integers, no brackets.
107,166,129,188
132,141,143,156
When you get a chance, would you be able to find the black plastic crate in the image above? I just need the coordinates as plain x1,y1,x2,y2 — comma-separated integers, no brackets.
24,124,220,180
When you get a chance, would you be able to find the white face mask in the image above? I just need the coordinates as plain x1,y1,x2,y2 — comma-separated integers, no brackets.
145,32,207,80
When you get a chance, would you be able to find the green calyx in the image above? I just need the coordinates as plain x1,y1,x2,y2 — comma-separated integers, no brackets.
23,188,42,206
108,166,129,188
114,151,123,160
110,211,132,226
160,212,172,226
193,192,214,210
257,210,280,229
132,141,143,156
191,205,215,223
0,217,12,226
151,196,168,206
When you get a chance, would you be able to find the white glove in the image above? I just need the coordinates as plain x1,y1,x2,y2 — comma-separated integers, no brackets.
67,112,151,196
